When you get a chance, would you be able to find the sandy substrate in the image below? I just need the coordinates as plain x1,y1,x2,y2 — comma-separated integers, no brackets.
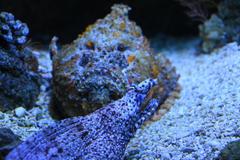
125,41,240,160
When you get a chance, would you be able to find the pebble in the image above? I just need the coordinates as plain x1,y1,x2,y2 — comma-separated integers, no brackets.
0,112,4,119
160,152,171,159
15,107,26,117
38,119,54,127
31,107,42,116
181,148,195,153
208,140,221,149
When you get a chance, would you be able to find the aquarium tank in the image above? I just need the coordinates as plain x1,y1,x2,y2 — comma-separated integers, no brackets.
0,0,239,160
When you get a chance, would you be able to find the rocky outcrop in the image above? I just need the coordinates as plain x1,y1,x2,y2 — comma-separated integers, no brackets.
0,12,40,111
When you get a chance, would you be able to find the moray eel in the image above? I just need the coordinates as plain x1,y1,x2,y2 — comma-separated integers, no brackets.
6,79,160,160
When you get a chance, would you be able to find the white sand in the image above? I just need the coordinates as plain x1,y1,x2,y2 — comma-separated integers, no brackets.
125,42,240,160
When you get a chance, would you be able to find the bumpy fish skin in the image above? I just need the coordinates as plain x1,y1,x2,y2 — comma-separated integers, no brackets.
6,79,159,160
51,4,179,120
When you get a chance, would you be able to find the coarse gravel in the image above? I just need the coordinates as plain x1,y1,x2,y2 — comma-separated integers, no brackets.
125,42,240,160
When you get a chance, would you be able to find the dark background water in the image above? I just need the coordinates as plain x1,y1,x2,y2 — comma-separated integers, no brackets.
0,0,203,44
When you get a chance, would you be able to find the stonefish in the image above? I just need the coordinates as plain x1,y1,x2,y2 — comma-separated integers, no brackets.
50,4,180,120
7,79,159,160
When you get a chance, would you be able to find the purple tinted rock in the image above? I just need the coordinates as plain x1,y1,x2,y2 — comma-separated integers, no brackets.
0,12,29,48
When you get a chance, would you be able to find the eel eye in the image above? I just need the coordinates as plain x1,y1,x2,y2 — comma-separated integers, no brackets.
127,84,138,91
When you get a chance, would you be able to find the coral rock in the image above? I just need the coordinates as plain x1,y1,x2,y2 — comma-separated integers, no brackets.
0,12,29,53
0,12,40,112
50,4,179,119
7,79,160,160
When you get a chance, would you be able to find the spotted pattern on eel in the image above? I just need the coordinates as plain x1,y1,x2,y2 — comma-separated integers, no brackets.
6,79,160,160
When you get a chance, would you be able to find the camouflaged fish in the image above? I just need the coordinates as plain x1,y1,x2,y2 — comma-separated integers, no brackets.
50,4,179,120
6,79,160,160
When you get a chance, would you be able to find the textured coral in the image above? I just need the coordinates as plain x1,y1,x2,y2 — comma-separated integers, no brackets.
0,12,29,54
6,79,159,160
50,4,179,120
0,12,40,111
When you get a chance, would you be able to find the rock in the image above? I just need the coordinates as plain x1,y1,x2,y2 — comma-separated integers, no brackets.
0,113,4,120
199,0,240,53
0,11,40,112
181,148,195,153
50,4,179,120
199,14,226,53
218,0,240,43
0,12,28,50
208,140,221,149
216,140,240,160
37,119,54,127
0,128,21,160
30,107,42,116
160,152,171,159
14,107,26,117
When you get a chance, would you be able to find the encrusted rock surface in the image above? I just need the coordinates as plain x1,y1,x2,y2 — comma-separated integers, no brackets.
50,4,179,120
0,12,29,51
0,11,40,112
0,48,54,140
